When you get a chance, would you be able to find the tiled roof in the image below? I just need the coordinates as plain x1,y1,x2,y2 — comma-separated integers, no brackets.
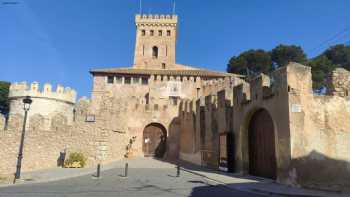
90,67,237,78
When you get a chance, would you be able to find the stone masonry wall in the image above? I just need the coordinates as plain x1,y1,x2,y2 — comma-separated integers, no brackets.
0,97,134,179
0,114,5,131
326,68,350,97
179,86,236,168
288,64,350,192
179,63,350,192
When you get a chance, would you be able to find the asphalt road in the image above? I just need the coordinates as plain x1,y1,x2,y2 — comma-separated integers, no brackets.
0,167,269,197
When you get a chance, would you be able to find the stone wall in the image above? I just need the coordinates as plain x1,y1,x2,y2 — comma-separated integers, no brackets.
179,99,201,165
0,98,125,177
288,64,350,191
326,68,350,96
178,62,350,192
0,114,5,131
179,86,235,168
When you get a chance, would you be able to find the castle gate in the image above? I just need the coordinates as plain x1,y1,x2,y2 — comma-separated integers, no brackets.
248,109,277,179
142,123,167,158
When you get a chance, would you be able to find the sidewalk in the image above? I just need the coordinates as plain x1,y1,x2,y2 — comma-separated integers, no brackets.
0,157,161,187
178,159,347,197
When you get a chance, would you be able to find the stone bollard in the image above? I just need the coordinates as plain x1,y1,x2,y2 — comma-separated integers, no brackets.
176,163,180,177
96,164,101,178
124,163,128,177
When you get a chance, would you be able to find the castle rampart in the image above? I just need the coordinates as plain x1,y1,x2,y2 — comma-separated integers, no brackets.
9,81,76,104
135,14,178,26
8,82,77,128
326,68,350,97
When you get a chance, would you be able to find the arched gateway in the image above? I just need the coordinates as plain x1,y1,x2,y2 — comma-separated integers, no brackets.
142,123,167,158
248,109,277,179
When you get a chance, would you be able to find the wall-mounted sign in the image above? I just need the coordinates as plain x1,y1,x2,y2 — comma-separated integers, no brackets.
291,104,302,113
85,115,96,122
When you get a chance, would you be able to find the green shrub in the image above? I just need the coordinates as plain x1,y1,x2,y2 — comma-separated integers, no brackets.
64,152,87,168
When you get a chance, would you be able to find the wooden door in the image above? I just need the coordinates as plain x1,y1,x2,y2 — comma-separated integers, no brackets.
143,124,166,157
248,109,277,179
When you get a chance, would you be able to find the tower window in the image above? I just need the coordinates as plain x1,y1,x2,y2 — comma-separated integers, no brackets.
150,30,154,36
158,30,162,36
107,76,114,84
171,97,178,106
167,30,171,36
152,46,159,58
141,29,146,36
142,77,149,85
124,77,131,84
162,63,166,69
133,77,140,84
154,104,159,111
116,76,123,84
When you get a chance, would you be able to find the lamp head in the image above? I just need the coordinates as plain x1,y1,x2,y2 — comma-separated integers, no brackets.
23,96,32,111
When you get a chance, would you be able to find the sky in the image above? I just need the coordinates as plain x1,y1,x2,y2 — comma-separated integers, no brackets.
1,0,350,98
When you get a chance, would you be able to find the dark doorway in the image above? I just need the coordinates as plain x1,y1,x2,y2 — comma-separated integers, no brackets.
143,123,167,158
248,109,277,179
219,132,235,172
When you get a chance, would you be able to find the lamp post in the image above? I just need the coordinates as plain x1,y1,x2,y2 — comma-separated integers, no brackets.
14,96,32,182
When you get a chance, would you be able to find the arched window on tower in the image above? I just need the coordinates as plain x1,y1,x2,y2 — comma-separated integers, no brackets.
152,46,159,59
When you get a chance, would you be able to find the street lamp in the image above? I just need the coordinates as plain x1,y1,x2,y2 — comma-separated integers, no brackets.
14,96,32,182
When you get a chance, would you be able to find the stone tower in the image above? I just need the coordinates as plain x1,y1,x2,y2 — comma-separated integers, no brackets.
133,14,178,70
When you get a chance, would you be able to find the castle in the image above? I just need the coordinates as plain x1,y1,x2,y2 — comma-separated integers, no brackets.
1,13,350,192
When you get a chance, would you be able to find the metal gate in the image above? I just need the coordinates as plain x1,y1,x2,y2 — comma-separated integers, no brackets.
248,109,277,179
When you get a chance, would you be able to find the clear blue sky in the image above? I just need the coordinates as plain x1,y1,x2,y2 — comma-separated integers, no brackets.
1,0,350,97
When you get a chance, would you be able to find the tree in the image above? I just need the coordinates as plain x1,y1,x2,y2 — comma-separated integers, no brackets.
323,44,350,70
227,49,272,77
308,56,337,90
226,43,350,91
0,81,10,115
271,44,307,67
309,44,350,90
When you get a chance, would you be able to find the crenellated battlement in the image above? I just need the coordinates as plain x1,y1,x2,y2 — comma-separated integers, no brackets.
200,77,237,97
9,81,77,104
149,74,202,84
135,14,177,26
232,63,305,107
179,98,198,115
326,68,350,97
